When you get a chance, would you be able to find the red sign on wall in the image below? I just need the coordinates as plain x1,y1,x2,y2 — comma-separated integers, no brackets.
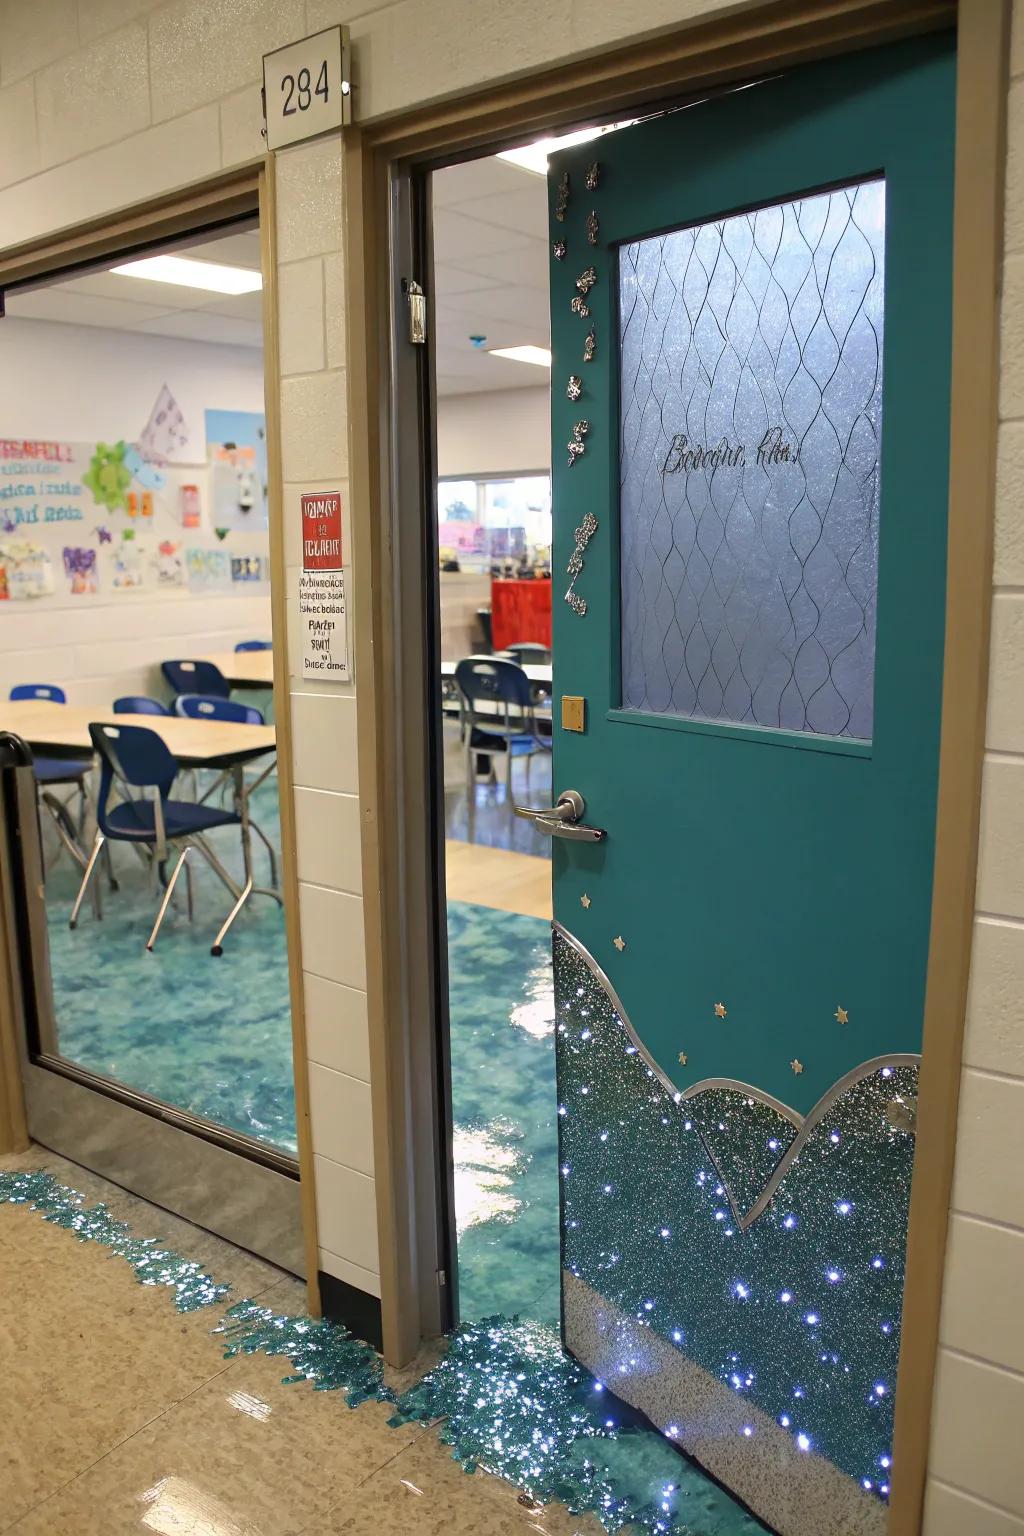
301,491,343,570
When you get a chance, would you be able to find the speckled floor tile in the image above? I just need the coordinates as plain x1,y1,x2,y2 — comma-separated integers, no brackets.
9,1351,417,1536
300,1431,603,1536
0,1147,293,1303
0,1202,235,1529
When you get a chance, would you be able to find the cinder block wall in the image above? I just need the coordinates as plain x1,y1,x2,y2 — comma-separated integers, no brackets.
1,7,1022,1522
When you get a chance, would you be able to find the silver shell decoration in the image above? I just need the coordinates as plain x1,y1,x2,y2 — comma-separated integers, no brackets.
583,328,596,362
585,162,600,191
586,210,599,247
576,266,597,295
566,375,583,401
571,295,590,320
567,420,590,467
554,171,570,222
565,512,599,615
553,240,567,261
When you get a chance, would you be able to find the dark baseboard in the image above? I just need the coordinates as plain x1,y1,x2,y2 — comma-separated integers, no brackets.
318,1269,383,1353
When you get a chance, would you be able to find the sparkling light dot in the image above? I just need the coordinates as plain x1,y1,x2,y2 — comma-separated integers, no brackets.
733,1281,750,1299
836,1200,853,1215
660,1228,671,1239
879,1456,891,1469
873,1382,887,1397
779,1415,791,1428
805,1313,819,1326
783,1214,798,1230
872,1256,886,1270
779,1291,793,1304
826,1268,842,1284
797,1433,811,1452
830,1132,841,1144
742,1425,753,1437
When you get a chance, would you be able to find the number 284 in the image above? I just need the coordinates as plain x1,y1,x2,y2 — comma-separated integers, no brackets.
281,60,329,115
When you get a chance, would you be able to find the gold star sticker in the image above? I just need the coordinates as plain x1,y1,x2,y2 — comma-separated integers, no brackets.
678,1050,688,1066
613,935,625,952
581,894,591,909
790,1058,804,1075
835,1006,848,1025
714,1002,727,1019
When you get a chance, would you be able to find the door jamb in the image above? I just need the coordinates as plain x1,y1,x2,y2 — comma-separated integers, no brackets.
0,161,323,1314
346,0,1007,1529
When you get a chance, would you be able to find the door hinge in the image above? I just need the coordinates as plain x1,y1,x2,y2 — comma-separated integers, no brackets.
436,1267,447,1285
403,278,426,345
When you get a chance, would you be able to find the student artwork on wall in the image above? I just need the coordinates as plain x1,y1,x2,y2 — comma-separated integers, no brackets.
205,410,268,531
0,539,54,600
0,410,268,615
63,546,98,595
185,546,231,592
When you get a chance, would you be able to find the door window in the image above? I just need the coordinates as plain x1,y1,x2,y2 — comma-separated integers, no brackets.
619,178,885,740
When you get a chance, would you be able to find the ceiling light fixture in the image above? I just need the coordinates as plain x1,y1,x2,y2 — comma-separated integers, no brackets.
498,121,638,177
488,345,552,368
110,255,263,295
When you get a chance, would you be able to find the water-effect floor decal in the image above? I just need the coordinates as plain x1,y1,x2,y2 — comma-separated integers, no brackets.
3,1168,763,1536
447,899,560,1326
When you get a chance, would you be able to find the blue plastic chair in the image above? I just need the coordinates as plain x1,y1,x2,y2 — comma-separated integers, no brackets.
454,657,551,824
11,683,66,702
8,685,94,870
172,693,277,884
70,722,244,952
160,659,230,700
174,694,264,726
235,640,272,651
113,696,170,716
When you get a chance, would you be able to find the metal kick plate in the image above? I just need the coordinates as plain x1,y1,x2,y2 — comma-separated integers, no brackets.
561,695,586,732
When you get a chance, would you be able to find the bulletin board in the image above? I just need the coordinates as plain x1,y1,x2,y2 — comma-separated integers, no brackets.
0,388,269,607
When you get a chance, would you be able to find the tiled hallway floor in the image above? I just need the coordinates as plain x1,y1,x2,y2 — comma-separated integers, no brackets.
0,1148,595,1536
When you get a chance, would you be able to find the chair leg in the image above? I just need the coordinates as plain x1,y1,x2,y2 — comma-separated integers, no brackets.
69,832,105,930
250,817,278,888
146,845,190,951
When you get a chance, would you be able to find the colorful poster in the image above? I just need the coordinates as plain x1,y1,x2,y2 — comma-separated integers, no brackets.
205,409,267,531
153,540,185,587
63,546,98,595
108,540,146,590
0,539,55,599
185,546,231,592
139,384,188,462
230,554,265,583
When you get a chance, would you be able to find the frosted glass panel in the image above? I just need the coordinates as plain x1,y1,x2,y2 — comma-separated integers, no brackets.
619,179,885,740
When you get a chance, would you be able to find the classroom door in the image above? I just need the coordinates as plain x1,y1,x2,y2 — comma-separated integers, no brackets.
544,37,954,1536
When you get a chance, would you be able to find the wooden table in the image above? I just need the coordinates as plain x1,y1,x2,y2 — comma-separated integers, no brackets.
0,701,275,766
196,649,275,688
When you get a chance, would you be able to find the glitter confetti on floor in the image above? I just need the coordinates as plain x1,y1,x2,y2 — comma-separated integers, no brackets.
0,1168,229,1312
2,1168,763,1536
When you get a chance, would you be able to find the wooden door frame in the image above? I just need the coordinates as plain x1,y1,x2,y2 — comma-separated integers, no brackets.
344,2,1008,1531
0,160,322,1311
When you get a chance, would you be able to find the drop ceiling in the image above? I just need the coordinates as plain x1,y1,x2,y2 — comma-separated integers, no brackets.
6,229,265,349
4,155,551,398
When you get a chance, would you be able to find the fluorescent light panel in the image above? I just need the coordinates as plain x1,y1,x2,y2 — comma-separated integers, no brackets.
110,255,262,295
488,345,551,368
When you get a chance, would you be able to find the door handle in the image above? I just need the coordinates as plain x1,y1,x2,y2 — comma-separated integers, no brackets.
514,788,605,841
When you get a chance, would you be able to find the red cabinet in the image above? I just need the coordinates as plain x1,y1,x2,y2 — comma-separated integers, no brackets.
490,578,552,651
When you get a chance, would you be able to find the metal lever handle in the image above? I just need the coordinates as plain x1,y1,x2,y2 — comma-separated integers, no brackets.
514,789,605,842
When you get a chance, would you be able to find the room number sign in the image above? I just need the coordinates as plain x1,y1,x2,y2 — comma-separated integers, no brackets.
262,26,351,151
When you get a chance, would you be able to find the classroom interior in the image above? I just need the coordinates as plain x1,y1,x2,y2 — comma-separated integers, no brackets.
0,144,564,1326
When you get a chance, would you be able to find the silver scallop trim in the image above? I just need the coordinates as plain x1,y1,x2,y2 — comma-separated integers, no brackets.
552,921,920,1231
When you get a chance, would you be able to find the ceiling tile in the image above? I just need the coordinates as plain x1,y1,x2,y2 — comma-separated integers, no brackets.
448,182,548,238
432,155,537,208
133,311,263,347
433,208,534,263
5,289,177,329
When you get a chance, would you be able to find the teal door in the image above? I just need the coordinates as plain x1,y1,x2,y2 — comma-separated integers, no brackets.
548,37,954,1536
